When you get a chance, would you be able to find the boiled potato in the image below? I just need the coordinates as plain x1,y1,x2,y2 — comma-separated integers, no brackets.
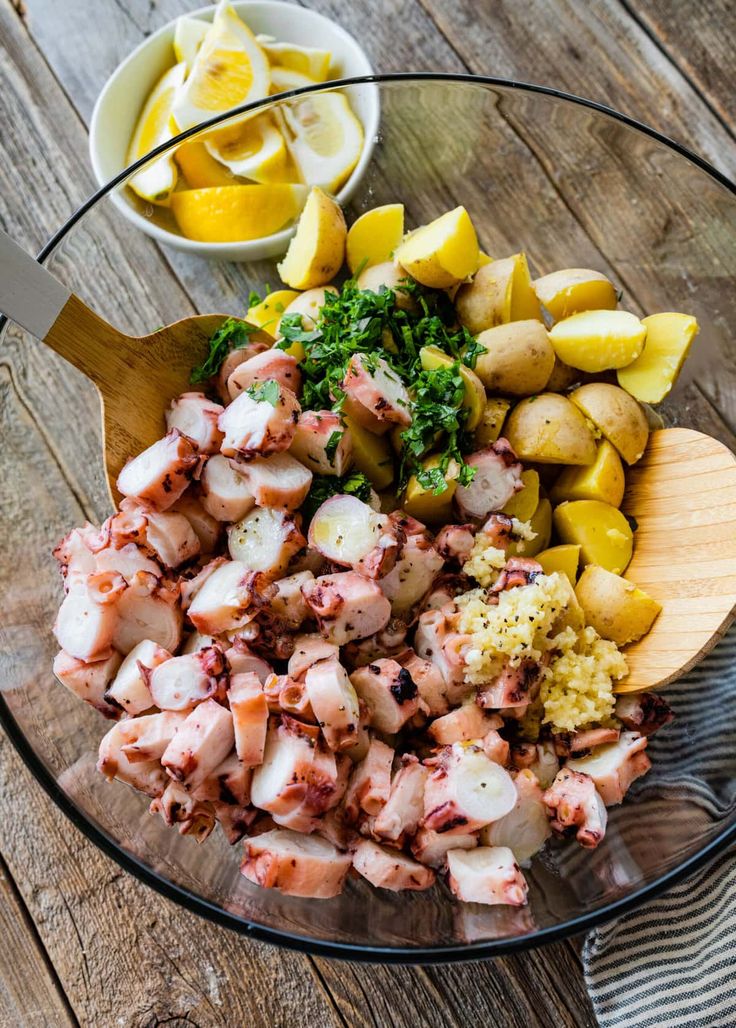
470,320,555,396
345,416,394,489
549,309,646,372
575,565,661,645
346,204,405,274
617,312,699,403
545,357,579,394
533,268,617,322
419,345,486,430
278,286,338,360
246,289,300,332
551,440,625,508
478,250,493,266
502,469,540,522
536,544,580,586
278,187,347,289
395,206,479,289
357,261,416,310
402,456,459,523
553,500,633,575
508,497,551,557
570,382,649,465
505,393,597,465
473,397,511,447
455,253,541,334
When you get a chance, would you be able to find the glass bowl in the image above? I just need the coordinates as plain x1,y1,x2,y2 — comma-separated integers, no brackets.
2,74,736,962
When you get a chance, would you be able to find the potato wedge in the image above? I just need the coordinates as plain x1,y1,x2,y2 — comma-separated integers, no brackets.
395,206,479,288
508,497,552,557
545,357,580,394
570,382,649,465
357,261,417,310
549,309,646,372
473,397,511,447
553,500,633,575
551,440,625,508
502,469,540,523
345,415,395,489
247,289,300,333
455,253,541,334
402,456,459,524
470,320,554,395
533,268,617,322
575,565,661,645
617,312,699,403
536,544,580,586
505,393,597,465
347,204,405,273
419,345,486,430
278,187,347,289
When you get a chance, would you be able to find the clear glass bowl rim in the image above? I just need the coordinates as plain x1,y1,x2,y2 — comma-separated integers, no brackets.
3,71,736,962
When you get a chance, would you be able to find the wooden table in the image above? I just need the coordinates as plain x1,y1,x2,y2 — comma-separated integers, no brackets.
1,1,734,1024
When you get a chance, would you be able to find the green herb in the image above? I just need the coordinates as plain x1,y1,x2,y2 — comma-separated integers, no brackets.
246,380,280,407
247,289,262,309
301,471,373,521
462,337,486,370
398,363,476,494
324,430,343,463
190,317,257,384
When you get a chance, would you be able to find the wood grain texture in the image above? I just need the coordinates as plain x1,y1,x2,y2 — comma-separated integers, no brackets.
619,428,736,690
2,0,736,1024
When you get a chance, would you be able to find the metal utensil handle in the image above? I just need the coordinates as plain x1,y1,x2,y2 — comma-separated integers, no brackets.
0,228,71,340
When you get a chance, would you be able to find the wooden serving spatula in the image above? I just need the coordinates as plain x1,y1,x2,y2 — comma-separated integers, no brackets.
0,228,228,503
617,427,736,692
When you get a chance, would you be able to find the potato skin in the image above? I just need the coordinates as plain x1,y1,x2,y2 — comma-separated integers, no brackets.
472,321,555,396
473,397,511,447
575,565,661,645
570,382,649,465
551,439,625,508
455,258,514,334
505,393,597,465
545,357,580,394
278,187,347,290
553,500,633,575
357,261,417,311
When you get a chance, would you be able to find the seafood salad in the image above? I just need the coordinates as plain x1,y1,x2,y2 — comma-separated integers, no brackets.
51,192,695,904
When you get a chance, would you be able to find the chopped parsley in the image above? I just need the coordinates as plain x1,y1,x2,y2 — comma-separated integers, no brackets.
190,317,258,384
462,336,486,370
324,430,343,463
247,289,262,309
301,471,373,522
245,380,280,407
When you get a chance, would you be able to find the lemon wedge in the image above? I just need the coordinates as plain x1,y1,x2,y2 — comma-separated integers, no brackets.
270,67,319,94
127,61,187,204
261,40,332,82
175,138,235,188
206,113,300,184
170,183,307,242
246,289,300,331
280,91,363,193
173,15,208,70
171,1,270,132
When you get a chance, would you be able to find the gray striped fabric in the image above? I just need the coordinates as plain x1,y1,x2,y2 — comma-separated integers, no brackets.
582,630,736,1027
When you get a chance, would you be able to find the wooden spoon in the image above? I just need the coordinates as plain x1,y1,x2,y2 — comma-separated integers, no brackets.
0,229,229,504
617,427,736,692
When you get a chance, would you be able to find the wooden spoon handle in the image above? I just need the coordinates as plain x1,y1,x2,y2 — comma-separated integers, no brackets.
0,228,71,339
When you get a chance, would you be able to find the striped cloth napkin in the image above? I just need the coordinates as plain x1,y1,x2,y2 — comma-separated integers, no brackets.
581,631,736,1027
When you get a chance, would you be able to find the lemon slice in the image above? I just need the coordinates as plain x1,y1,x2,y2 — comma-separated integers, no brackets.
270,67,319,95
127,61,187,204
171,1,270,131
170,183,307,242
173,15,208,70
206,113,300,184
261,41,332,82
175,138,235,188
280,91,364,193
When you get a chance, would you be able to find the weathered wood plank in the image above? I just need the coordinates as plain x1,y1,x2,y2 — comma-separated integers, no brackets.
621,0,736,131
0,852,76,1028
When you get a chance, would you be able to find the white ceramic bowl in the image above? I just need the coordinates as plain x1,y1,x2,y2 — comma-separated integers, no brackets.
89,1,377,261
